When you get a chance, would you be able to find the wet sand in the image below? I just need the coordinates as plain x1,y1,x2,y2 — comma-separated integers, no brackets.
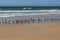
0,22,60,40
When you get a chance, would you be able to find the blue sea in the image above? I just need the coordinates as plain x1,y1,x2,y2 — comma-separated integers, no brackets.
0,6,60,17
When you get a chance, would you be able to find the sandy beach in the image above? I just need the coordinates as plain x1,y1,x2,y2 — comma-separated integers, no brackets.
0,22,60,40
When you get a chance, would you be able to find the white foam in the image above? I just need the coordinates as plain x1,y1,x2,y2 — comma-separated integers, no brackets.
0,10,60,17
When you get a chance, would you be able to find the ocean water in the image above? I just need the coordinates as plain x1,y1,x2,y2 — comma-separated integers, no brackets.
0,6,60,17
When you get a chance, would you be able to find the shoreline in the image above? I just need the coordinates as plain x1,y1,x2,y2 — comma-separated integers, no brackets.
0,14,60,25
0,21,60,26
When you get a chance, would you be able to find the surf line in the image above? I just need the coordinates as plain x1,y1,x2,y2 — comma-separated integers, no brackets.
0,18,60,25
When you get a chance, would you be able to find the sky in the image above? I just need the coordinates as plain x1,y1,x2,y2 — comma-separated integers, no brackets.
0,0,60,6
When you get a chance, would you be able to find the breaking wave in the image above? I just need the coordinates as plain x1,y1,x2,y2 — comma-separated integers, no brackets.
0,9,60,17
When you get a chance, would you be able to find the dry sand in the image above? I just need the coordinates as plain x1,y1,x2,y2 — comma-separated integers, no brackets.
0,22,60,40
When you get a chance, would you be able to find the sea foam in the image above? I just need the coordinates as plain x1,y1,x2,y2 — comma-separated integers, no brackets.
0,10,60,17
